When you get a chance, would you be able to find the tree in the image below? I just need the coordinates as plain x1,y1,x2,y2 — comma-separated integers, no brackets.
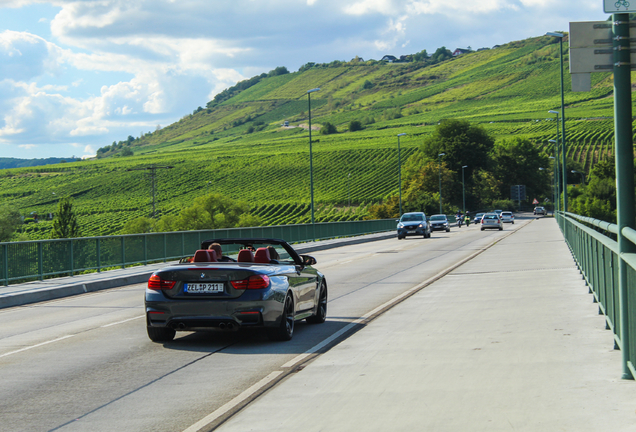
320,122,337,135
349,120,363,132
121,217,154,234
416,119,494,206
51,197,81,239
490,137,549,201
430,46,453,64
0,205,22,242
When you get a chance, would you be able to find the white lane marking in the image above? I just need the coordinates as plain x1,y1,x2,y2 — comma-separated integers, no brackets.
100,315,145,328
0,335,75,359
182,371,283,432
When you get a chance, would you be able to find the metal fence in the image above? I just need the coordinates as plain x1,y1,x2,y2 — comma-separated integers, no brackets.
1,219,395,286
558,211,636,379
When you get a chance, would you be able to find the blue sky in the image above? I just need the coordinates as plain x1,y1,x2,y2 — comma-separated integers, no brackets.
0,0,607,159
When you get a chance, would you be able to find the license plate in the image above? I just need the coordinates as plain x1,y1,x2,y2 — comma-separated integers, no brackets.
185,283,224,294
407,230,416,233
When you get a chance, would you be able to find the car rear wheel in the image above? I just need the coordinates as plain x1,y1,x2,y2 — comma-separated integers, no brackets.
267,294,294,341
499,226,503,230
147,326,176,343
307,281,327,324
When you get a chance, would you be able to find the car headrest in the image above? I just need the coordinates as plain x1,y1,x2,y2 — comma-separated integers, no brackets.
193,249,218,262
254,247,271,263
237,249,254,263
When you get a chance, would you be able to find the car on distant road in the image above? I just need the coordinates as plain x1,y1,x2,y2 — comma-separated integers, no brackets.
145,238,327,343
397,212,431,239
500,211,514,224
493,209,503,216
534,206,546,215
480,213,503,231
473,212,485,224
429,214,451,232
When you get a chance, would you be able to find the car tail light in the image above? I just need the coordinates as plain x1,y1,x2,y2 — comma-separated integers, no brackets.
231,275,270,290
481,219,484,224
148,274,176,290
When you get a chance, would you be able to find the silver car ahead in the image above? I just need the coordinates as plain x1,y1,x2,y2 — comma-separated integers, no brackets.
480,213,503,231
429,214,451,232
500,211,514,224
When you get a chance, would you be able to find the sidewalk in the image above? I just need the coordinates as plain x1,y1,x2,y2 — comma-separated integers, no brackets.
215,218,636,432
0,231,395,309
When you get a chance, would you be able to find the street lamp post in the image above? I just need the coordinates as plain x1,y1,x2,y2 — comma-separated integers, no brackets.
438,153,445,214
397,133,406,216
347,173,351,208
549,156,557,214
461,165,468,214
307,88,320,236
571,170,585,186
548,115,562,212
547,31,567,212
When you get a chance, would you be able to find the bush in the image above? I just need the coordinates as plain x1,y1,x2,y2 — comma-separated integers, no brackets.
349,120,363,132
320,122,337,135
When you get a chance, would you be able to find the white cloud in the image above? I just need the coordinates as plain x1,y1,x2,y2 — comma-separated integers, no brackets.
0,0,608,158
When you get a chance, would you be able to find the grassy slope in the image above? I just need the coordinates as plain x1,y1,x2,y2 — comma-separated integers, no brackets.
1,34,623,239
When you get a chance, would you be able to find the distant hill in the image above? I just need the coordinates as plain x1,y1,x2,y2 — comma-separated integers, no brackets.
0,33,620,240
0,157,82,170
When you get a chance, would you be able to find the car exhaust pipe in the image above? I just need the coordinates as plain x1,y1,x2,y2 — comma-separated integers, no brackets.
219,323,226,329
169,322,178,330
177,322,186,330
226,322,235,330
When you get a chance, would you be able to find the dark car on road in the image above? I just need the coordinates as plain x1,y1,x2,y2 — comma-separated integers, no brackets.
397,212,431,239
429,214,451,232
145,238,327,343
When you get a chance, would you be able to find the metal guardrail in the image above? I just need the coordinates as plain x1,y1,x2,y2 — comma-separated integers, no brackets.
558,211,636,379
0,219,395,286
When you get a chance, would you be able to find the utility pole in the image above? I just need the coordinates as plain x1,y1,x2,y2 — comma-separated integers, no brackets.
127,165,174,218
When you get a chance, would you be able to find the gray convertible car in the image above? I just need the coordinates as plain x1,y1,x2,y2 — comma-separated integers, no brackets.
145,238,327,342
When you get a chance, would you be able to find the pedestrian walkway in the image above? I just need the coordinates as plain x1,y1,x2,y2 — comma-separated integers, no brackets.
0,231,394,309
214,218,636,432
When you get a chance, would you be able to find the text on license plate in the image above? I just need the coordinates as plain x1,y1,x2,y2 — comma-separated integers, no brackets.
185,283,224,293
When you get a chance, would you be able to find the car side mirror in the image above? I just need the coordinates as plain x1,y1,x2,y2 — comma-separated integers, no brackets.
301,255,317,266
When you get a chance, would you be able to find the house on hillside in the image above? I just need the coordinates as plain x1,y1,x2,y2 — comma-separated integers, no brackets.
477,47,490,51
453,48,471,56
399,54,413,62
381,55,398,63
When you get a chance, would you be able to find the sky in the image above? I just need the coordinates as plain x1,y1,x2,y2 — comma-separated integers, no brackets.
0,0,610,159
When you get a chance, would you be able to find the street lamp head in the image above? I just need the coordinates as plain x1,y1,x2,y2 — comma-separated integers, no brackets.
548,139,557,143
548,110,559,115
462,165,468,168
546,32,564,38
438,153,445,157
549,156,555,159
307,88,320,94
539,167,545,170
571,170,577,174
397,133,406,137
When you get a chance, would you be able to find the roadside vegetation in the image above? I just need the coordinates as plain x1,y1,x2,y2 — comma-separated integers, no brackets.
0,33,628,240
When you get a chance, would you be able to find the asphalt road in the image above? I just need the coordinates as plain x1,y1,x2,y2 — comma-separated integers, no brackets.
0,217,532,432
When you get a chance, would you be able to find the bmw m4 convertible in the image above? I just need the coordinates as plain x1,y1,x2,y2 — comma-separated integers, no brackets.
145,238,327,342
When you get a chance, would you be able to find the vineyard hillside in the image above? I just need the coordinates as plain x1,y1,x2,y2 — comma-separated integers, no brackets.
0,34,625,239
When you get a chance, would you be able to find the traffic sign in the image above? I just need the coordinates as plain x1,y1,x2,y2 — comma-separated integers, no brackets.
604,0,636,13
533,198,539,205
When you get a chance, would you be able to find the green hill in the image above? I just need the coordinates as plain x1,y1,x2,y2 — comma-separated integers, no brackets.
0,34,621,239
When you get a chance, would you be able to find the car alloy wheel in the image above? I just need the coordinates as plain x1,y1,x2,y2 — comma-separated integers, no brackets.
307,281,327,324
268,294,294,341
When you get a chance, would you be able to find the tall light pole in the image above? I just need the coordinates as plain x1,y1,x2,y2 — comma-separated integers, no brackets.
549,156,557,214
461,165,468,214
307,88,320,235
572,170,585,186
397,133,406,216
347,173,351,208
438,153,445,214
547,31,567,212
548,114,562,211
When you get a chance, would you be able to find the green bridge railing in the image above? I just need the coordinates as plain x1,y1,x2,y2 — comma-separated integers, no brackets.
558,211,636,379
1,219,395,286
